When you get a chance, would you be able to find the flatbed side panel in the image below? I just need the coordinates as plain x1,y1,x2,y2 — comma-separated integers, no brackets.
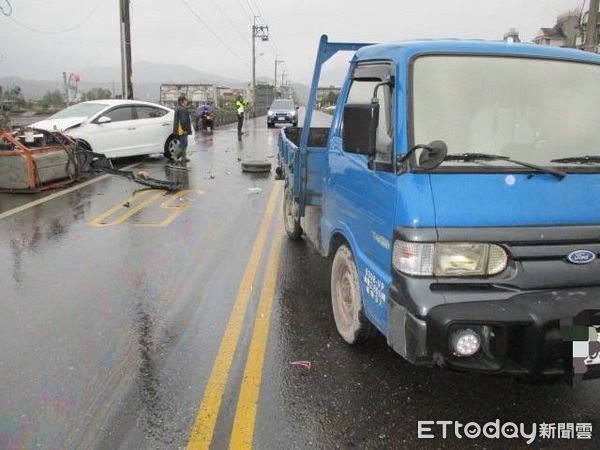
303,147,327,206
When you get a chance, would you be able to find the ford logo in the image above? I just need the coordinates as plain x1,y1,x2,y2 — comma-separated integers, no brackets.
567,250,596,265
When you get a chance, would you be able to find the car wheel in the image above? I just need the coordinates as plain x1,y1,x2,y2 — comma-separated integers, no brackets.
164,135,179,159
283,186,302,240
331,244,378,344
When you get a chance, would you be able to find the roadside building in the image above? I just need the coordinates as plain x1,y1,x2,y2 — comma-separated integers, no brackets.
503,28,521,43
316,85,341,109
532,10,592,49
160,83,217,108
249,83,276,115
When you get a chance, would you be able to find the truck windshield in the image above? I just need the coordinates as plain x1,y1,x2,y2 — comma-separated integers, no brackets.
412,55,600,168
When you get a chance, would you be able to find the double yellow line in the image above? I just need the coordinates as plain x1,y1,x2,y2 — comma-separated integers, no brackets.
187,181,284,450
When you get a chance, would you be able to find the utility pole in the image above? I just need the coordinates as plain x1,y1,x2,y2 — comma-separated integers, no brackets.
274,57,284,97
585,0,599,52
119,0,133,99
252,16,269,115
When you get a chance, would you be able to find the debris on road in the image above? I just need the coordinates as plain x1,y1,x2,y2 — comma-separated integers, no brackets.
241,160,271,173
289,361,312,369
0,129,181,192
247,187,262,194
0,129,78,192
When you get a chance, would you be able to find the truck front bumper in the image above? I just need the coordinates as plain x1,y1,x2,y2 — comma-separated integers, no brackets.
387,285,600,377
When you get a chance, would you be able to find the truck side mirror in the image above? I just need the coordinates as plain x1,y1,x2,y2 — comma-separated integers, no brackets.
342,103,378,156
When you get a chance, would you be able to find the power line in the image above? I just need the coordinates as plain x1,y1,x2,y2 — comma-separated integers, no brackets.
234,0,252,21
0,0,12,17
244,0,257,17
248,1,280,58
205,0,251,45
249,0,265,21
178,0,250,69
6,0,103,35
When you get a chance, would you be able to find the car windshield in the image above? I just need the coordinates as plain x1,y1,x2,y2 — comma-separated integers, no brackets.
412,55,600,167
271,100,294,110
49,102,109,120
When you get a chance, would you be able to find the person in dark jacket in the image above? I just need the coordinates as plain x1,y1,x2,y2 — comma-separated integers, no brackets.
172,94,192,163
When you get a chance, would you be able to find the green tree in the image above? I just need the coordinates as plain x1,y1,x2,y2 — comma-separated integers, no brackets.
81,88,112,101
40,90,66,110
326,91,338,106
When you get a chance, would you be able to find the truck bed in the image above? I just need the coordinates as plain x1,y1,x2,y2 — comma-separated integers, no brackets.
278,127,330,209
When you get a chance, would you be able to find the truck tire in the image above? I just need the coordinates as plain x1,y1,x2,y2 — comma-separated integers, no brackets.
283,186,303,240
331,244,378,344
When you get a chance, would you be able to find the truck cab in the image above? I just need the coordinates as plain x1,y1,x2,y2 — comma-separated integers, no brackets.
278,36,600,380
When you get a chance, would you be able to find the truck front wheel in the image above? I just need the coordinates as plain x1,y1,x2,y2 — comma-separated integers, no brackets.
283,186,303,240
331,245,377,344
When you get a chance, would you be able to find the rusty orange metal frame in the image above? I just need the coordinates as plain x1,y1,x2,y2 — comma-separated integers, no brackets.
0,131,79,192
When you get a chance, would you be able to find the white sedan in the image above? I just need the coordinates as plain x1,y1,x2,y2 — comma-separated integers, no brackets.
31,99,180,159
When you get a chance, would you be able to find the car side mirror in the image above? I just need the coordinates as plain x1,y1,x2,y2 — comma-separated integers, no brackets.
96,116,112,124
342,103,378,156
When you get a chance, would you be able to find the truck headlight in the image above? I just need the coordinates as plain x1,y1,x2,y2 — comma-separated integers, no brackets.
392,241,508,276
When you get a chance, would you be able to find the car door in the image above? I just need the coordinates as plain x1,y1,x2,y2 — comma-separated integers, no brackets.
134,105,172,155
86,105,138,157
326,62,397,330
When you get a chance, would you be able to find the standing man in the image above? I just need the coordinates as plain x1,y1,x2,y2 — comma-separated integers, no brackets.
173,94,192,163
235,95,246,141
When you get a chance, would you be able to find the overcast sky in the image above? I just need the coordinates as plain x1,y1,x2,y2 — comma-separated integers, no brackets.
0,0,588,86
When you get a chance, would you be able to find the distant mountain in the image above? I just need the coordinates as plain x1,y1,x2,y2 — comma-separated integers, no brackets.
1,62,246,102
80,61,246,87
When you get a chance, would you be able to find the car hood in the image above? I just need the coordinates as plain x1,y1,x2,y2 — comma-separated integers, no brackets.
30,117,87,132
429,172,600,227
270,109,294,114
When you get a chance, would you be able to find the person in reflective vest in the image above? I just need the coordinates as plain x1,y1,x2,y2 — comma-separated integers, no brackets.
235,96,246,141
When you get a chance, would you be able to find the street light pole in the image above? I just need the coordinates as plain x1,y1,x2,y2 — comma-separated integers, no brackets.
274,57,284,97
251,16,269,115
119,0,133,99
585,0,599,52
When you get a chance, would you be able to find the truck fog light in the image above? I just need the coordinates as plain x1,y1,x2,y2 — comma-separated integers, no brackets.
450,329,481,357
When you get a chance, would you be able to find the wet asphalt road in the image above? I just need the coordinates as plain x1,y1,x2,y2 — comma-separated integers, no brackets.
1,112,599,450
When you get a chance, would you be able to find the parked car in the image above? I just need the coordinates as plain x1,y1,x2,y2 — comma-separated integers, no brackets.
267,99,298,128
31,99,178,159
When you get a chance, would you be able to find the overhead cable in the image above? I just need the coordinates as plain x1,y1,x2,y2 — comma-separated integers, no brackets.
179,0,250,69
6,0,103,35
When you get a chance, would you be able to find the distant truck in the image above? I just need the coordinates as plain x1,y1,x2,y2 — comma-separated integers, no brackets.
277,35,600,380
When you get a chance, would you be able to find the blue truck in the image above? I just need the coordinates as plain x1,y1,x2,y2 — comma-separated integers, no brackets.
277,35,600,380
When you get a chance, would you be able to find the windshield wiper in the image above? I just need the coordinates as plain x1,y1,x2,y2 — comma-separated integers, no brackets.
550,155,600,164
444,152,566,180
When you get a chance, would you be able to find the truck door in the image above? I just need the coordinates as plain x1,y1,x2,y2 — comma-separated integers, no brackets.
326,62,396,330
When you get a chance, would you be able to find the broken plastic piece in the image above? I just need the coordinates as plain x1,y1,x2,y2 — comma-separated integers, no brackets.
247,187,262,194
289,361,312,369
